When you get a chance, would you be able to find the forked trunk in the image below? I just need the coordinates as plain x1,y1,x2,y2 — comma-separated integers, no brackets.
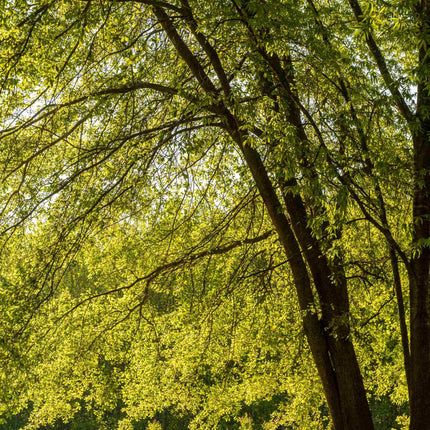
236,133,373,429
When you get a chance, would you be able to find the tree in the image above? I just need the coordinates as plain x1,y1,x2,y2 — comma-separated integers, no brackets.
0,0,427,429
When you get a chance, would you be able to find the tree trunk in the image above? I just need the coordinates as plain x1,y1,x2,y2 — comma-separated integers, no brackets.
409,128,430,429
282,184,373,430
231,123,373,429
236,136,345,429
409,3,430,427
258,46,373,428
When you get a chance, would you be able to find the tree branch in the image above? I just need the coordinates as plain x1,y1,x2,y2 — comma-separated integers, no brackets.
57,230,274,320
348,0,414,122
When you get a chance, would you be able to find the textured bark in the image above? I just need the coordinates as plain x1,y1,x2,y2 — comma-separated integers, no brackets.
282,184,373,430
409,127,430,429
409,3,430,428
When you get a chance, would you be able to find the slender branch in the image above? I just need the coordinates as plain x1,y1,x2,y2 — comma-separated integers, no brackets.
348,0,414,122
57,230,273,319
180,0,231,95
360,295,394,328
389,248,411,390
0,81,180,138
153,6,219,95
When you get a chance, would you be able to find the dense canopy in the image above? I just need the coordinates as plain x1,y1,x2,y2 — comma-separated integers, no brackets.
0,0,428,429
